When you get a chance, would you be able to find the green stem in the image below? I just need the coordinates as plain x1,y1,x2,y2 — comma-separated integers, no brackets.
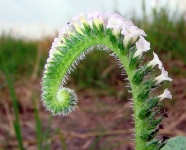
102,39,146,149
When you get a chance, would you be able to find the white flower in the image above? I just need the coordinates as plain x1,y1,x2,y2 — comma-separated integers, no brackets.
72,13,88,25
121,25,146,37
106,13,134,26
133,36,150,57
87,10,104,27
147,52,163,69
71,12,91,34
121,25,147,47
106,17,124,35
69,13,86,34
106,12,124,20
155,67,172,84
158,88,172,101
121,25,139,37
106,17,124,29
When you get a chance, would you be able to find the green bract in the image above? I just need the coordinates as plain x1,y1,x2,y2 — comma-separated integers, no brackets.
41,11,172,150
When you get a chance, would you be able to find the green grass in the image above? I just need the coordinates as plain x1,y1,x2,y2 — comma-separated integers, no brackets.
0,36,25,150
133,4,186,64
0,35,38,76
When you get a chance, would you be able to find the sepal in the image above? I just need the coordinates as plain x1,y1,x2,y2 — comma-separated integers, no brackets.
140,128,159,141
137,87,150,102
132,68,145,85
139,108,151,119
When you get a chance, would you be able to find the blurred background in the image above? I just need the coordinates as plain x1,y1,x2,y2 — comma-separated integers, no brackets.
0,0,186,149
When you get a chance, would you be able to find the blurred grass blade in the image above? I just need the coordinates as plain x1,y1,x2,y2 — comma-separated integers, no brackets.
33,98,42,150
0,53,24,150
43,115,53,150
58,129,67,150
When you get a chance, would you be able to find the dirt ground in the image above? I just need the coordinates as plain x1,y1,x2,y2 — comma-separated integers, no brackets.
0,63,186,150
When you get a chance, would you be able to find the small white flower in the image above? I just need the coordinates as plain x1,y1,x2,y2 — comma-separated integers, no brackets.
121,25,146,37
87,10,104,27
155,67,172,84
147,52,163,69
106,17,124,29
121,25,147,47
121,25,139,37
70,13,87,34
133,36,150,57
72,13,87,24
106,17,124,35
106,12,124,20
106,13,134,26
158,88,172,101
121,25,138,47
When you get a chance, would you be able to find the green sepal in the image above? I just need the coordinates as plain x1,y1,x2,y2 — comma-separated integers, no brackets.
117,33,126,55
82,23,91,35
132,68,145,85
143,79,157,89
129,55,141,70
137,79,157,101
144,65,153,74
147,116,163,130
92,22,101,35
98,23,104,33
156,143,166,150
140,129,159,141
118,39,125,54
145,139,160,150
145,139,166,150
145,97,159,109
106,28,117,46
137,87,150,102
139,108,151,119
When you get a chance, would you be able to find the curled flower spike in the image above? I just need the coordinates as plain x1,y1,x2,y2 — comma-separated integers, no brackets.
42,11,172,150
147,52,163,69
155,67,172,84
134,36,150,57
158,88,172,101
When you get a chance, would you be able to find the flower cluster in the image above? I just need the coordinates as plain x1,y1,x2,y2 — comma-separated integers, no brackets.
48,11,149,60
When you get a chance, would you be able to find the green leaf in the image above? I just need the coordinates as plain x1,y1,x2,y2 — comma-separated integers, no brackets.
161,136,186,150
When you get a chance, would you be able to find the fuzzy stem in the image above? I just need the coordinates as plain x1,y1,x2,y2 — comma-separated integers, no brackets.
114,49,146,150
